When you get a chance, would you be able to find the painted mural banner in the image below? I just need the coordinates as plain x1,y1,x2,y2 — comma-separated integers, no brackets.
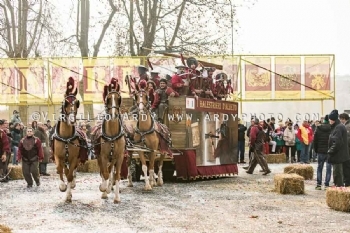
275,57,301,99
304,56,332,99
0,59,16,104
244,56,272,99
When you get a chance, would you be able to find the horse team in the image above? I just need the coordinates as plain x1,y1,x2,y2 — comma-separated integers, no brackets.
52,77,170,203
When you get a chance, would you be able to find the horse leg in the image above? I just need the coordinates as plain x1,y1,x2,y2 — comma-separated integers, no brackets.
126,152,133,187
101,164,114,199
157,153,166,186
99,156,109,193
113,156,123,204
65,164,75,203
57,159,67,192
71,168,77,189
139,152,151,191
148,152,156,188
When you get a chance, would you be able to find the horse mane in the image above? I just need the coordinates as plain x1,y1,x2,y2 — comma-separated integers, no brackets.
103,85,108,102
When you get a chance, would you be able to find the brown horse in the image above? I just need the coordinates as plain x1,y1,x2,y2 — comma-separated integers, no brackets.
52,77,84,202
95,78,126,203
127,80,165,190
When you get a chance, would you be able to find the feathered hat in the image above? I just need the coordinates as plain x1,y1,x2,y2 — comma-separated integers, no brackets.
110,78,118,90
138,80,147,89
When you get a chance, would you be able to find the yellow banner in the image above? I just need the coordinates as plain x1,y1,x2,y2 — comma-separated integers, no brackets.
0,59,17,103
17,59,46,104
275,57,301,99
50,58,81,103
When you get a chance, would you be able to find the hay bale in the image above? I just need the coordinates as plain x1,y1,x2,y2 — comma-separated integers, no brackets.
326,187,350,212
284,164,314,180
265,154,275,163
265,153,286,164
77,159,100,173
0,224,12,233
274,173,305,194
8,165,24,180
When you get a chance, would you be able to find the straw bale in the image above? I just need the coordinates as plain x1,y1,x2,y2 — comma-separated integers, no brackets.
283,164,314,180
77,159,100,173
274,173,305,194
326,187,350,212
265,153,286,164
8,165,24,180
0,224,12,233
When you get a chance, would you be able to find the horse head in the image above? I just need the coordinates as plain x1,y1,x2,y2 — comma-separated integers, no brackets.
62,77,79,125
103,78,121,119
134,79,149,112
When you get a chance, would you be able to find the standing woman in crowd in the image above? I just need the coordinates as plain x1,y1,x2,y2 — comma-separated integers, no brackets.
294,124,301,162
11,123,22,165
283,122,296,163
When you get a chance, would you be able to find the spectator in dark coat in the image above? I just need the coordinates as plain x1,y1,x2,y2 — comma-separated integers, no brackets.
313,115,332,190
339,112,350,187
238,119,247,163
328,110,350,187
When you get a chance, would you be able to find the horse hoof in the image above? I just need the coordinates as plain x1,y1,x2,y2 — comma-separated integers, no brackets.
114,200,121,204
144,185,152,191
157,181,163,186
127,183,133,187
106,188,112,194
65,199,72,203
101,195,108,199
59,184,67,192
99,184,107,192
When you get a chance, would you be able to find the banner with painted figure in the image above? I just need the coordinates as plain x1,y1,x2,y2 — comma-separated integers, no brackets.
83,58,112,102
304,57,332,99
0,59,16,103
50,58,81,103
113,57,142,98
275,57,301,99
16,59,46,103
244,57,272,99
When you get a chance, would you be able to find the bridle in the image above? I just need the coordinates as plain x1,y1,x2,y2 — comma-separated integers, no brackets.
104,90,121,119
135,89,151,112
61,94,80,122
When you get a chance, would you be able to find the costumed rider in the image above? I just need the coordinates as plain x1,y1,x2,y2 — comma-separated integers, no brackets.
200,67,216,99
137,65,149,83
17,127,44,188
151,78,179,123
0,120,11,182
186,57,203,97
150,70,161,88
171,65,187,95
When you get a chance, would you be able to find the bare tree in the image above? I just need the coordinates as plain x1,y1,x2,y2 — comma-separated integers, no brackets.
119,0,249,56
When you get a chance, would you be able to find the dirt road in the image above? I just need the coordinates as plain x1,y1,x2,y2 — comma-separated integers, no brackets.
0,163,349,233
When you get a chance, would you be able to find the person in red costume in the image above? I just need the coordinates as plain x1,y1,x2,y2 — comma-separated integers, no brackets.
0,119,11,182
17,127,44,188
171,65,187,95
150,70,161,88
137,65,149,83
151,78,179,123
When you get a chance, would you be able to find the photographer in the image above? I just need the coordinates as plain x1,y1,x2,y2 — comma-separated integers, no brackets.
11,110,22,124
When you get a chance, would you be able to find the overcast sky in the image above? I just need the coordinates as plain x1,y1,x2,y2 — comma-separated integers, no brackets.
233,0,350,75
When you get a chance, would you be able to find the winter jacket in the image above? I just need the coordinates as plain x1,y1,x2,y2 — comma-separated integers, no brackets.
10,128,22,147
283,128,295,146
344,120,350,151
238,124,247,141
297,125,313,145
313,123,331,154
327,119,350,164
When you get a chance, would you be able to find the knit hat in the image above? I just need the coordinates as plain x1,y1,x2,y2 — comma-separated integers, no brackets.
324,114,329,124
328,110,339,121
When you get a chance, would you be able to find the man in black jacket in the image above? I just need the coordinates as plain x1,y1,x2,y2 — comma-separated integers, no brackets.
327,110,350,187
339,112,350,187
313,115,332,190
238,118,247,163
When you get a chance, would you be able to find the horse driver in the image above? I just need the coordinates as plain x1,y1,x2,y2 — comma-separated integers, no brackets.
171,65,187,95
151,78,179,123
137,65,149,83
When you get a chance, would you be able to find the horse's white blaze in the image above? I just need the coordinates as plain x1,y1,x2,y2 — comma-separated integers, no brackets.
111,93,116,118
68,113,75,123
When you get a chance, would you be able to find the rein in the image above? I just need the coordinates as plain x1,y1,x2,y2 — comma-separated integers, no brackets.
134,89,155,142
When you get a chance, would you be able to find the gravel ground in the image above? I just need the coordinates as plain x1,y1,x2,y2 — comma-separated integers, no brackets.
0,163,350,233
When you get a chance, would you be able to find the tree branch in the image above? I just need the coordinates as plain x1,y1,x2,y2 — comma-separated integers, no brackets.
168,1,186,49
27,0,43,55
